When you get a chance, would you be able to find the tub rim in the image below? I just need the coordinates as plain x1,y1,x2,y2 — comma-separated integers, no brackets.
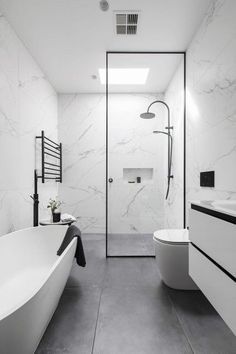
0,227,76,321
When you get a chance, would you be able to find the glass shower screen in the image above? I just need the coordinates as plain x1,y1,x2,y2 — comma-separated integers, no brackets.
106,52,185,257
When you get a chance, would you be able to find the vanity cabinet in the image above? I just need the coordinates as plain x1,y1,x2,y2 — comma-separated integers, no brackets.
189,203,236,335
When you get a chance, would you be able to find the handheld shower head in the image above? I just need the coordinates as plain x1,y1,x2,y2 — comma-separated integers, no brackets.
153,130,169,136
140,112,155,119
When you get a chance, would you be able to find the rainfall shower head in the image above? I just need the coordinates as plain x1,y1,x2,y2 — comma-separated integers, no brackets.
140,112,155,119
99,0,109,11
139,99,173,199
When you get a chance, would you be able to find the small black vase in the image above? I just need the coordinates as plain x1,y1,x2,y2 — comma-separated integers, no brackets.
53,212,61,223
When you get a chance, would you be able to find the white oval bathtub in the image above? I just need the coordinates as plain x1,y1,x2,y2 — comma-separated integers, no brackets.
0,225,77,354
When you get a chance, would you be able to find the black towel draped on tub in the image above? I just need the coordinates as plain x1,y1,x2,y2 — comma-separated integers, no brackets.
57,225,86,267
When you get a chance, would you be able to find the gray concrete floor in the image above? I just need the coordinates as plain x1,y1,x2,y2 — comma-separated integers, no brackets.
108,233,155,256
36,234,236,354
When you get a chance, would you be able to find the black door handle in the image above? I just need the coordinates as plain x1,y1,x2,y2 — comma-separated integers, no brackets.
108,178,113,183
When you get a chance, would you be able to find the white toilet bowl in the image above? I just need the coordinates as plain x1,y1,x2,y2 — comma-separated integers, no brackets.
153,229,198,290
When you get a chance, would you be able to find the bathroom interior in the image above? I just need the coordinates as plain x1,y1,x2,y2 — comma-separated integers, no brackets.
0,0,236,353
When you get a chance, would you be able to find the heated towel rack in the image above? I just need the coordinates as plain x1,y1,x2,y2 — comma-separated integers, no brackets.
31,130,62,226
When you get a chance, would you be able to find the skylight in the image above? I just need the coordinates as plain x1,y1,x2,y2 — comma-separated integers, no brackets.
99,68,149,85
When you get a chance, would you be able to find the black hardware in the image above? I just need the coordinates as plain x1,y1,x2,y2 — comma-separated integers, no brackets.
32,130,62,226
44,172,61,177
42,177,61,181
108,178,113,183
42,130,45,183
44,151,61,160
44,135,60,147
44,166,60,172
200,171,215,187
60,143,62,183
147,100,173,199
36,130,63,184
45,146,61,156
137,177,141,183
44,140,60,150
31,169,39,227
45,162,60,168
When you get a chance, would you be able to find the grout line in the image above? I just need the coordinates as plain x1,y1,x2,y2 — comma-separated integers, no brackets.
165,289,195,354
91,258,108,354
91,285,104,354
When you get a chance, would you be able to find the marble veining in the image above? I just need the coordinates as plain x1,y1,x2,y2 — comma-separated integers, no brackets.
122,186,146,217
1,1,235,242
59,93,166,234
186,0,236,222
0,15,58,235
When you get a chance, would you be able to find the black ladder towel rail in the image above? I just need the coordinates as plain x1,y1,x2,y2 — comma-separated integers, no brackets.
31,130,62,226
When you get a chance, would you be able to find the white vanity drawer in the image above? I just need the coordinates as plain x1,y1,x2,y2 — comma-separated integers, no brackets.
189,244,236,335
189,208,236,277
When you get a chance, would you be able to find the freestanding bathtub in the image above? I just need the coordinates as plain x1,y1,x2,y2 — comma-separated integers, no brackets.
0,225,76,354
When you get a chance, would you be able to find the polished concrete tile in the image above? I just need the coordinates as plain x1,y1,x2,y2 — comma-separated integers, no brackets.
108,233,155,256
36,287,101,354
104,257,159,289
166,288,236,354
37,235,236,354
66,234,106,288
93,285,193,354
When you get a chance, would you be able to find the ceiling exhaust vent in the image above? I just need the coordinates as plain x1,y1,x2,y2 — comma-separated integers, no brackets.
114,11,139,35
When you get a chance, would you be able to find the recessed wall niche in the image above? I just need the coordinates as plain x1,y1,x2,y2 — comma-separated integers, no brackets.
123,168,153,183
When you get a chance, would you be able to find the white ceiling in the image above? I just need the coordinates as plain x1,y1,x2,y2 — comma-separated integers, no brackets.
106,53,183,93
0,0,212,93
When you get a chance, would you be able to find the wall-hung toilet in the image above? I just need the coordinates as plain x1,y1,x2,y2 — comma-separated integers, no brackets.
153,229,198,290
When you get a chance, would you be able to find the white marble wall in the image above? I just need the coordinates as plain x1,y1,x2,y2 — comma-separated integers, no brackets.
59,93,166,233
164,60,185,228
0,14,58,235
108,94,165,234
58,94,106,233
186,0,236,220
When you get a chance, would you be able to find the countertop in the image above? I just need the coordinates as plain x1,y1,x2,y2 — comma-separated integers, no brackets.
191,200,236,224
